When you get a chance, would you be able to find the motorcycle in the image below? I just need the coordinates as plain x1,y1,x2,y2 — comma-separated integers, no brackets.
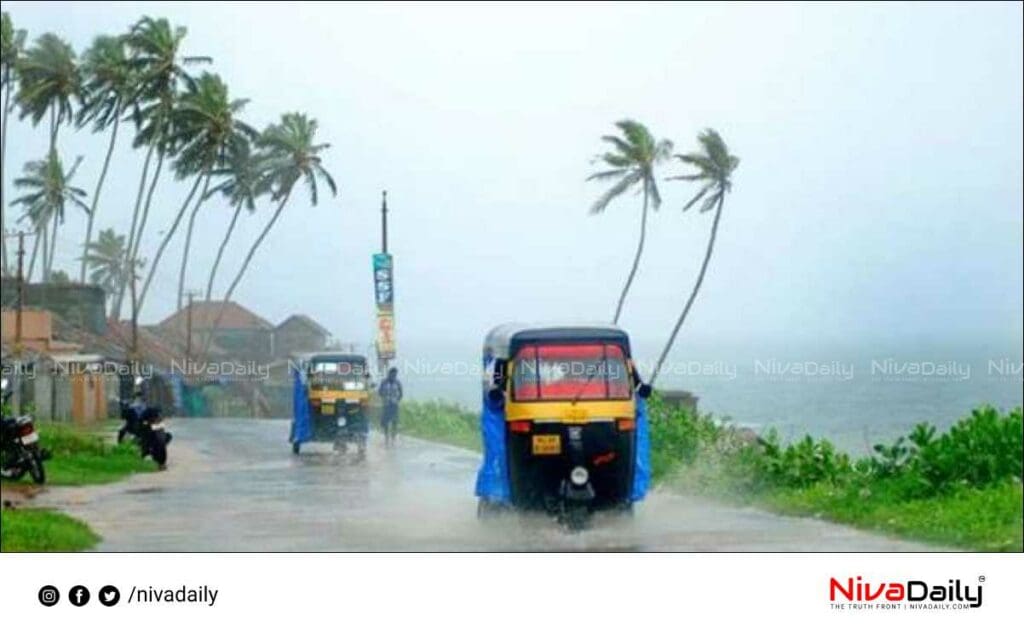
118,378,171,468
0,378,49,484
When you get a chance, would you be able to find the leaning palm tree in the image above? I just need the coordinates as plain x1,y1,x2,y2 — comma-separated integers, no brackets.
650,129,739,384
119,16,209,303
203,139,269,301
76,34,136,283
136,72,255,313
587,119,673,323
171,73,254,310
11,153,90,282
15,32,79,154
203,113,336,354
1,12,28,275
81,227,130,317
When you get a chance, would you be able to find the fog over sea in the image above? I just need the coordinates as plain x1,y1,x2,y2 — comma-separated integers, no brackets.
395,335,1023,455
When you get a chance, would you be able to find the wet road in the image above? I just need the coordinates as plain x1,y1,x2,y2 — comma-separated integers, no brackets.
38,418,941,551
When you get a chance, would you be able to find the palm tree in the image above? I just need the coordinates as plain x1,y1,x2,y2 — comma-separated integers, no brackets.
118,16,209,306
81,227,132,316
1,12,27,275
203,139,269,301
76,34,135,284
587,119,673,323
171,73,254,311
15,33,79,154
11,153,90,282
203,113,336,353
650,129,739,385
135,72,254,312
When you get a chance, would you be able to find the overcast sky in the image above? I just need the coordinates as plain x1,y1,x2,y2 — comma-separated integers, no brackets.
4,2,1022,365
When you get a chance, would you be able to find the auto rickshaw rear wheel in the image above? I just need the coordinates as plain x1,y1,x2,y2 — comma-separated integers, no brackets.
292,442,301,455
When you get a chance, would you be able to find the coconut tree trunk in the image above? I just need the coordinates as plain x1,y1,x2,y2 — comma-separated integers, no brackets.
115,143,157,320
136,172,206,313
26,230,41,282
45,212,60,280
130,149,165,267
205,199,244,301
176,171,212,311
650,194,725,385
122,144,155,279
1,73,12,276
37,223,49,282
203,192,291,355
612,182,649,324
79,112,121,283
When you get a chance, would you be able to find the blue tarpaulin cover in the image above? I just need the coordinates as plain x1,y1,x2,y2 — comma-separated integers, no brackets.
474,393,511,503
290,368,313,444
474,394,652,504
630,396,651,501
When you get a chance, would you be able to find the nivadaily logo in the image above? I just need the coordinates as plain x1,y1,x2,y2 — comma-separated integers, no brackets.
829,575,984,610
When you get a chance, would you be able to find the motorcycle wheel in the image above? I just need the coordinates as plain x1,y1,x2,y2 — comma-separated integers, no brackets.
149,431,168,467
563,505,589,532
27,447,46,484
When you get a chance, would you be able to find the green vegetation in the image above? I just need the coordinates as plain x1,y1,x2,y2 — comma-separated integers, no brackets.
651,398,1024,552
0,507,99,552
397,397,1022,551
400,401,480,452
37,421,157,485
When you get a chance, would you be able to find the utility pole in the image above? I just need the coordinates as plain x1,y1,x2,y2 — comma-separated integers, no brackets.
381,190,389,254
11,231,27,414
14,231,25,357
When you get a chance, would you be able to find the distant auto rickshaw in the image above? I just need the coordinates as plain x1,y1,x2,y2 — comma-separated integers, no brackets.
475,324,652,529
290,353,372,458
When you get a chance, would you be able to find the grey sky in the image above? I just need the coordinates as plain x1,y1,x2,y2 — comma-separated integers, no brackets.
4,2,1022,364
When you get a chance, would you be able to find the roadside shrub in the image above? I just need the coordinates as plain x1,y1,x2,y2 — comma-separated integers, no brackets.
908,406,1022,490
647,395,721,482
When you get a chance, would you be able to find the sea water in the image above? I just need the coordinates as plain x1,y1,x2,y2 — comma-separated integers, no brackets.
396,336,1023,455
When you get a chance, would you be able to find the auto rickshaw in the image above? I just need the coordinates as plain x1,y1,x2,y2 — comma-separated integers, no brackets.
475,323,651,529
290,353,372,457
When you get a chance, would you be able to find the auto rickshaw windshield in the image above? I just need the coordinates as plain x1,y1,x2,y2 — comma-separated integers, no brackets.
511,343,630,401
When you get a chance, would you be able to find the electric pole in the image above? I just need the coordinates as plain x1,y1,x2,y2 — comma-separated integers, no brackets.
381,190,388,254
14,231,25,357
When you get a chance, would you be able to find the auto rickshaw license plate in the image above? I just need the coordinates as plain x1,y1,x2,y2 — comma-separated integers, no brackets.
322,403,335,414
532,434,561,455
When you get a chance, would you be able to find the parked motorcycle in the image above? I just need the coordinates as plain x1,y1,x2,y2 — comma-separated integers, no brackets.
0,378,49,484
118,377,171,468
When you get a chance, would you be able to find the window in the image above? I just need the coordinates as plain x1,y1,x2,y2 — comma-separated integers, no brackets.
511,343,630,401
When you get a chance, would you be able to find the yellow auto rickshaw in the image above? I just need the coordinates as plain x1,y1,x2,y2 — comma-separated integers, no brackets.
475,323,651,529
291,353,372,457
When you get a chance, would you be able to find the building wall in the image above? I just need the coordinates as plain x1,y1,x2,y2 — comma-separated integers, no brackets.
274,322,328,358
0,282,107,334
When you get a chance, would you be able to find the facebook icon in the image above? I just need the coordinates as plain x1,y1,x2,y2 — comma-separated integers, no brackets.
69,585,90,606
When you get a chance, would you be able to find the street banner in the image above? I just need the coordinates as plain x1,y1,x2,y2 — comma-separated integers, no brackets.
376,309,396,360
373,253,396,360
372,253,394,309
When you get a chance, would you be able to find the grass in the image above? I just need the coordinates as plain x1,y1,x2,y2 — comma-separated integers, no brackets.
400,400,481,452
758,480,1024,552
37,420,158,485
0,507,100,552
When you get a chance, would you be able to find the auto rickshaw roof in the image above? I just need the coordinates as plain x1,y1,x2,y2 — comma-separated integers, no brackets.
483,322,631,360
295,353,368,365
